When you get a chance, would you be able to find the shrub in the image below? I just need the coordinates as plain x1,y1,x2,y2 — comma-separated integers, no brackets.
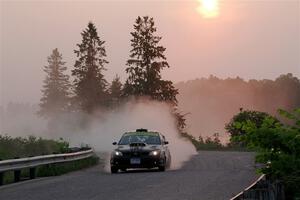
0,135,69,160
231,108,300,199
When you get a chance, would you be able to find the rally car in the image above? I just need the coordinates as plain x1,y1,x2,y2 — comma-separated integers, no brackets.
110,129,171,173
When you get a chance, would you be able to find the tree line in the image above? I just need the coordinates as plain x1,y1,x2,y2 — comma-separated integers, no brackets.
38,16,182,129
175,73,300,138
176,73,300,114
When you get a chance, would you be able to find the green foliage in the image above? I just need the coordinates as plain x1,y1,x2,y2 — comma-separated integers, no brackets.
173,109,188,133
39,48,71,118
181,132,242,151
231,108,300,199
195,133,223,150
72,22,109,113
0,135,69,160
37,156,99,177
123,16,178,105
226,108,279,147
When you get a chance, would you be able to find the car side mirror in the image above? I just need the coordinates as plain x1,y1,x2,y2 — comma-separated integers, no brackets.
112,142,117,145
164,141,169,145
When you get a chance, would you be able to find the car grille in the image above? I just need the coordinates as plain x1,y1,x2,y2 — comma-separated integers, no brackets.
122,151,149,157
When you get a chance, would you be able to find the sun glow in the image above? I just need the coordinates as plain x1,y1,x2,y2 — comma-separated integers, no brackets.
197,0,220,18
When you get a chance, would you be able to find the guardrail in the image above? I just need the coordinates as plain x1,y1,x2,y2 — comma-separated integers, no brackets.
230,174,285,200
0,149,94,185
230,174,265,200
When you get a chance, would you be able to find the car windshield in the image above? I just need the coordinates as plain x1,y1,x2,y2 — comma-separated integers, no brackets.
119,133,161,145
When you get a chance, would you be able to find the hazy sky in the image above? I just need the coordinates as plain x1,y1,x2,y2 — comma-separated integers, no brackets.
0,0,299,105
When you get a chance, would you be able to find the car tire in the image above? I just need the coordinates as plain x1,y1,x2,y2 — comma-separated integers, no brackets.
111,166,118,174
159,157,166,171
158,165,166,171
120,168,127,172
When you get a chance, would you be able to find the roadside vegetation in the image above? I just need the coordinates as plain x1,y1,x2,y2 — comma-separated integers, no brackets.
0,135,69,160
230,108,300,199
181,132,247,151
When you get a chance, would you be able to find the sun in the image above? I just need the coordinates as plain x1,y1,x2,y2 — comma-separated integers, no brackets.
197,0,220,18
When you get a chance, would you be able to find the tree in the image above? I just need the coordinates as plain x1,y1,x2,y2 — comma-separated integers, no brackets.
225,108,279,139
109,75,123,108
275,73,300,110
233,108,300,199
39,48,70,117
123,16,178,105
72,22,109,113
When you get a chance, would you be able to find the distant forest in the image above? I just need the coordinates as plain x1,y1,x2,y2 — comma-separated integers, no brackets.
175,73,300,140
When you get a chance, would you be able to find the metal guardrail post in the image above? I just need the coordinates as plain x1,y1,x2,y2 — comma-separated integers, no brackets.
29,168,36,179
0,172,3,185
14,170,21,182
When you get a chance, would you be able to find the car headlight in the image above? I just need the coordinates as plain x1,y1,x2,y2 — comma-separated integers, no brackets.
149,150,160,156
114,151,123,156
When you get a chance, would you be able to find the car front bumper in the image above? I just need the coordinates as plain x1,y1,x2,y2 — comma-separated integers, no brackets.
110,156,165,169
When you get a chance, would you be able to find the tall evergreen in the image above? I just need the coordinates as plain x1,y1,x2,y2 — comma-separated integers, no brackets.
109,75,123,108
72,22,109,113
39,48,70,117
109,75,122,100
123,16,178,105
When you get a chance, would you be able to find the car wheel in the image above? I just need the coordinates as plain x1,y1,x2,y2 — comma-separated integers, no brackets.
111,166,118,174
158,165,166,171
120,168,127,172
159,157,166,171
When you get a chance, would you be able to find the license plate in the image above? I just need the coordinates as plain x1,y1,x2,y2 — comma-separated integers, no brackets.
130,158,141,165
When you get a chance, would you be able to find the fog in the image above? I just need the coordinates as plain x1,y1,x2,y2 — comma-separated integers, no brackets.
1,0,299,105
0,100,196,170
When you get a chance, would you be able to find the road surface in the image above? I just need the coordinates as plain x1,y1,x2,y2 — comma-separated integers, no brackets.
0,151,258,200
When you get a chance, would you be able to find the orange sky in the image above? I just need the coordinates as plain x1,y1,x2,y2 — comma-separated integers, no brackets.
0,0,299,105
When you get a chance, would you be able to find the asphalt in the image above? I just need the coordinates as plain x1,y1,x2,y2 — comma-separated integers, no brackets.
0,151,258,200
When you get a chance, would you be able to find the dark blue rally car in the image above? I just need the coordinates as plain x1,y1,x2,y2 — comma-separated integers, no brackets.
110,129,171,173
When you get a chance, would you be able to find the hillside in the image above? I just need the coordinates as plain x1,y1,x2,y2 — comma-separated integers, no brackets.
175,73,300,142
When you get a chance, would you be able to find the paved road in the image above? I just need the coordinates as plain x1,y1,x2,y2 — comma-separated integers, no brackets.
0,151,258,200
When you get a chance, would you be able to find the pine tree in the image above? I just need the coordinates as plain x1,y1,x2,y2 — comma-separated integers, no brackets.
39,48,70,117
123,16,178,105
109,75,123,108
72,22,109,113
110,75,122,101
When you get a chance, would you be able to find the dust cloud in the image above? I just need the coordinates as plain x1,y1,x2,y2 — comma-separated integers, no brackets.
0,100,197,170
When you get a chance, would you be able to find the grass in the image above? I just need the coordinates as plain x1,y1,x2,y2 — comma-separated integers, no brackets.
0,135,69,160
181,132,249,152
